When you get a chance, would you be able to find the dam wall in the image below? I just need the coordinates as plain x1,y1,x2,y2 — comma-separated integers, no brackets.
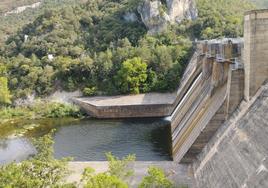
193,83,268,188
171,39,244,163
192,10,268,188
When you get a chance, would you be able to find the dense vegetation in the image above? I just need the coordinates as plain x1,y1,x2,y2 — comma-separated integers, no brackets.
191,0,254,39
0,0,87,45
0,0,255,104
0,133,179,188
0,101,82,121
0,133,72,187
0,0,192,100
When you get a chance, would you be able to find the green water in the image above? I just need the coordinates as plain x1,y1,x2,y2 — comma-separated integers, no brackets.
0,118,172,164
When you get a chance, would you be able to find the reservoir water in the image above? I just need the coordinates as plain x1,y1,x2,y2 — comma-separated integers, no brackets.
0,118,172,164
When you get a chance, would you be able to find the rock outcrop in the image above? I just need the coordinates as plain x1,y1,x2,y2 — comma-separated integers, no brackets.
167,0,198,23
138,0,170,34
137,0,197,34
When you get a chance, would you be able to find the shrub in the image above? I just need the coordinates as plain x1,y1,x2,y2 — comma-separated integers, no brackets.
0,102,82,121
42,102,82,118
138,166,174,188
82,152,136,188
83,87,97,97
0,106,31,120
83,173,128,188
106,152,136,181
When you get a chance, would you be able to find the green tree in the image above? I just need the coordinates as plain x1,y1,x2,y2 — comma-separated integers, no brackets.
0,133,72,188
83,87,97,96
191,0,254,39
83,173,128,188
115,57,148,94
138,166,174,188
106,152,136,181
82,153,135,188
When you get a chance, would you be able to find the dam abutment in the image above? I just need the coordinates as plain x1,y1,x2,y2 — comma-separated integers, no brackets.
192,10,268,188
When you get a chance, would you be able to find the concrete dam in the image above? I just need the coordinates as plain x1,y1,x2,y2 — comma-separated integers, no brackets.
74,9,268,187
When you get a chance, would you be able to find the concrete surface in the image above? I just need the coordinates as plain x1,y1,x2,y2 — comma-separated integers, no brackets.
73,93,177,118
76,93,176,106
193,83,268,188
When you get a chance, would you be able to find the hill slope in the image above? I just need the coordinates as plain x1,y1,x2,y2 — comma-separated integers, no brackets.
0,0,39,14
0,0,255,103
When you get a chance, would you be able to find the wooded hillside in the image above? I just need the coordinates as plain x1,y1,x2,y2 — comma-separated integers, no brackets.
0,0,39,14
0,0,255,104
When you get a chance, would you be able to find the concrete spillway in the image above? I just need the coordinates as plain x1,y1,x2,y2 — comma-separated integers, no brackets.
73,38,245,163
190,9,268,188
170,39,245,163
171,76,228,162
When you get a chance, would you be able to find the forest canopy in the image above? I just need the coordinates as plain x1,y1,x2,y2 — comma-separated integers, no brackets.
0,0,255,102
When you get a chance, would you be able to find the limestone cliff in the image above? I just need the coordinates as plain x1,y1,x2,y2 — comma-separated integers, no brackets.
167,0,197,23
137,0,170,34
137,0,197,34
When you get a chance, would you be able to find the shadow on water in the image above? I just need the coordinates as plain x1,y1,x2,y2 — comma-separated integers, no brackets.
0,118,172,164
150,121,173,160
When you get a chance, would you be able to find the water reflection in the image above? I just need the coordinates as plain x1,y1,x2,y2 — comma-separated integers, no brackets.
0,138,36,164
0,118,172,164
53,118,172,161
